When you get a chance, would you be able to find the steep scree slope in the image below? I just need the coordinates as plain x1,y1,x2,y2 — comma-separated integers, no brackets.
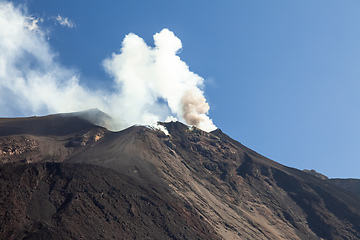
68,121,360,239
1,113,360,239
0,162,217,240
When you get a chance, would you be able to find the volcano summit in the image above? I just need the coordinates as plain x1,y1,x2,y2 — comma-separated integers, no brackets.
0,110,360,240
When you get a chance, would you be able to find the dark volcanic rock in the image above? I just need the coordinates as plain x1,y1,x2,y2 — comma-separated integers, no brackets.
0,114,94,137
1,114,360,239
303,169,329,180
0,162,218,240
328,178,360,197
0,113,108,164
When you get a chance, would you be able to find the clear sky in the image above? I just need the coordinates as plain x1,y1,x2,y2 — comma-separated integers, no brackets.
2,0,360,178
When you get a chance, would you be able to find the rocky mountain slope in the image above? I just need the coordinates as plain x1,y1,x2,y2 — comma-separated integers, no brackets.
1,110,360,239
0,162,216,240
328,178,360,197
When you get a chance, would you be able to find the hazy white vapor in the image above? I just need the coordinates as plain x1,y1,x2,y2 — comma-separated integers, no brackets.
0,2,216,132
56,15,75,28
24,16,42,31
103,29,216,131
0,2,103,115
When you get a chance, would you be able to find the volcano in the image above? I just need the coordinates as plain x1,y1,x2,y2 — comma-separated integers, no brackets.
1,109,360,239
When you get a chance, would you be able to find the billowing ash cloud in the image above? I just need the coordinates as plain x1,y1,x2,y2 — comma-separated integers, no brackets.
0,2,216,132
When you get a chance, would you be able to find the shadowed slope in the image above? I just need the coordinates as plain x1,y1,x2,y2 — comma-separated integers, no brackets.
328,178,360,197
1,114,360,239
67,126,168,187
0,110,109,164
67,121,360,239
0,114,94,137
0,162,218,240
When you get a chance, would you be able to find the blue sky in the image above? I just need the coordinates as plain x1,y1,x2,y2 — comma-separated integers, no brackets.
3,0,360,178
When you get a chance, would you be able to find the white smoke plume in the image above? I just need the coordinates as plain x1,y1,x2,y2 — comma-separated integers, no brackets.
0,2,216,132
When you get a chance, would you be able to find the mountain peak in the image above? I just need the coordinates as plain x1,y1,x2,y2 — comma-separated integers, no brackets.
61,108,112,129
303,169,329,180
1,113,360,239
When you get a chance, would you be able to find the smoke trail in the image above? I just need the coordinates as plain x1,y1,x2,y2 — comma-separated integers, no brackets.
0,2,216,132
103,29,216,131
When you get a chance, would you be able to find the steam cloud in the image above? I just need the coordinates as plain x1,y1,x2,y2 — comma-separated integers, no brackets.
0,2,216,132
